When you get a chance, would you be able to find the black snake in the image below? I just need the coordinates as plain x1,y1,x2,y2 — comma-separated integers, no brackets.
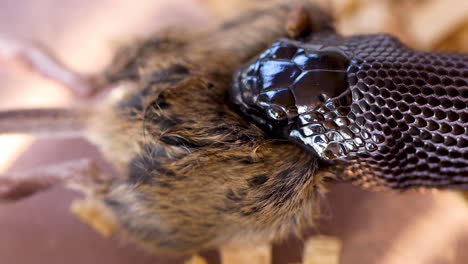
231,32,467,189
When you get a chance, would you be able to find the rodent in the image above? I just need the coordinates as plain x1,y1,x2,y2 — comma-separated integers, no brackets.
0,2,332,255
0,0,466,258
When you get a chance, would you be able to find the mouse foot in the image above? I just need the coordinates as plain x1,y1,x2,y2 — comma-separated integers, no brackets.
0,35,107,97
0,159,113,201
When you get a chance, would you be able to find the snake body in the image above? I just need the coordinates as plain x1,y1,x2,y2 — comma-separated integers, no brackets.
231,33,467,189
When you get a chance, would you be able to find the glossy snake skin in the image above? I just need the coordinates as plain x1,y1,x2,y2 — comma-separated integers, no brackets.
231,33,467,189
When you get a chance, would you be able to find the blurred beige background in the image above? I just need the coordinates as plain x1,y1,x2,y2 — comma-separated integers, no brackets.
0,0,467,264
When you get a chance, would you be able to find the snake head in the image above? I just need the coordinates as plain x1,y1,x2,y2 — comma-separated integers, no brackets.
230,38,351,140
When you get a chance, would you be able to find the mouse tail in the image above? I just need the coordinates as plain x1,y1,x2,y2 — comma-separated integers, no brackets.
0,108,90,138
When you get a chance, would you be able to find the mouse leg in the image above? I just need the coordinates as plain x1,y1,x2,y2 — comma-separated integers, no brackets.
0,158,115,201
0,159,119,238
0,108,118,201
0,109,93,201
0,36,107,96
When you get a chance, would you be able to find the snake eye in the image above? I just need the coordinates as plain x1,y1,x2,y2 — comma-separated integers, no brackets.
266,105,288,121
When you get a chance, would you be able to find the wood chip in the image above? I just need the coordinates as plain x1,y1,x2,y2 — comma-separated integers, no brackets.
303,235,342,264
70,198,118,237
185,255,208,264
220,243,271,264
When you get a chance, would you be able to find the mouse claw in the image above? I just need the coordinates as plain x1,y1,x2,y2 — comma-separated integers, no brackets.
0,35,107,97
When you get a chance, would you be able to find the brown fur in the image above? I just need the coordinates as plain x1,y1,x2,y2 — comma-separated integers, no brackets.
80,2,332,255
